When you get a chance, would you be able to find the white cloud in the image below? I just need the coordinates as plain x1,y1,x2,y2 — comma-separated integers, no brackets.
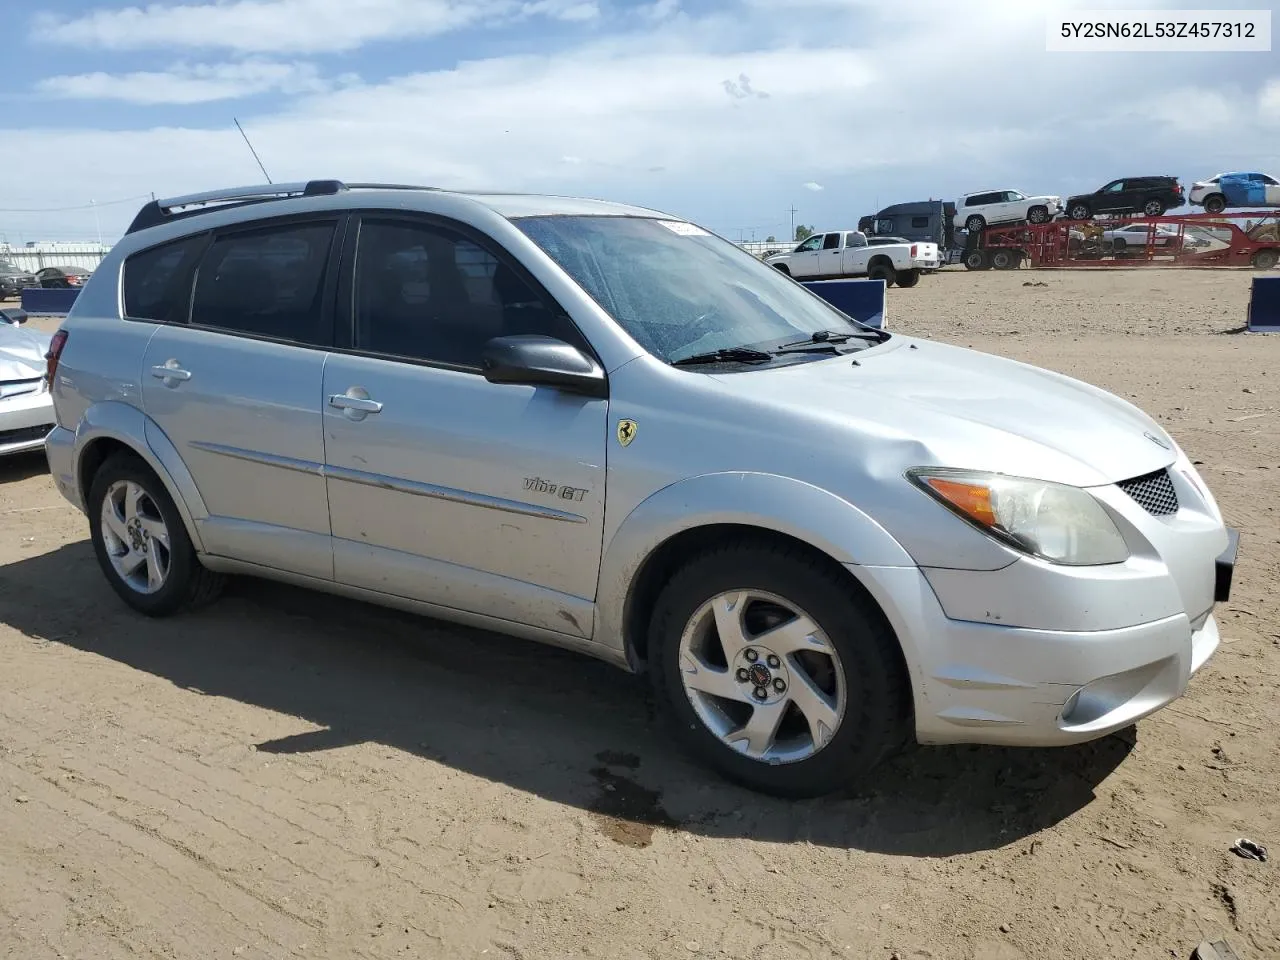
4,0,1279,242
34,0,600,55
36,60,332,104
803,181,823,192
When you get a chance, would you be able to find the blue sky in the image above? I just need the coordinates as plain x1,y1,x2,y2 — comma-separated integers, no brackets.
1,0,1277,244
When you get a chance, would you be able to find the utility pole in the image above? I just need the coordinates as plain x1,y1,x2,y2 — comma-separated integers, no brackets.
789,204,798,241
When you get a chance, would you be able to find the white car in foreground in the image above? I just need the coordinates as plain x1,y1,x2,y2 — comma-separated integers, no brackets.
0,308,56,457
956,189,1062,232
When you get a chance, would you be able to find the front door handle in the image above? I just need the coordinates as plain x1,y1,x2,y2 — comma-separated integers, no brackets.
150,360,191,384
329,387,382,420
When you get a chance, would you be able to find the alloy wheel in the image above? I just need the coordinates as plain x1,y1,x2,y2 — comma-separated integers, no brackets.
100,480,172,594
677,589,846,764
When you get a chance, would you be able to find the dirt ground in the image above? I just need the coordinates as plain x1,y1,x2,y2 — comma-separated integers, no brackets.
2,267,1278,960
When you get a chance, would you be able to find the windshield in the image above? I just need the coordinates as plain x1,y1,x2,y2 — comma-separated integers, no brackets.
513,215,874,364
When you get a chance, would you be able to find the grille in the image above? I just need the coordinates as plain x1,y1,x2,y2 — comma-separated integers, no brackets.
1117,468,1179,517
0,424,53,446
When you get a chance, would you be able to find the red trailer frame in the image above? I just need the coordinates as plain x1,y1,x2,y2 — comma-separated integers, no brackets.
964,210,1280,271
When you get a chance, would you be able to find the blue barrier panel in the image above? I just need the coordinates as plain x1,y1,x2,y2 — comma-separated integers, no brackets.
1248,275,1280,332
802,278,886,329
21,287,81,316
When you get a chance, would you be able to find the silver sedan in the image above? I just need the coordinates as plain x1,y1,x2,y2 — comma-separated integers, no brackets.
0,309,56,457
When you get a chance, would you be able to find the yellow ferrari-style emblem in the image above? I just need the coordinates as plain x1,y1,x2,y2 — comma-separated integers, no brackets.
616,419,638,447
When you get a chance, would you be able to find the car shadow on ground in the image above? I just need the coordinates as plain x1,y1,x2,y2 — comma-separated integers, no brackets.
0,540,1134,857
0,450,51,484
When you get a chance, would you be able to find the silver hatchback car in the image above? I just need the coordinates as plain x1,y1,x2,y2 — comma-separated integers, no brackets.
44,180,1239,797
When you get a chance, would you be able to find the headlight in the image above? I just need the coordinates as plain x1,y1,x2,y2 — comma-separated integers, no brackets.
906,468,1129,566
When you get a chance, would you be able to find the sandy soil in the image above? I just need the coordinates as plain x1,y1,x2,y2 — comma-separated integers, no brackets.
1,267,1278,960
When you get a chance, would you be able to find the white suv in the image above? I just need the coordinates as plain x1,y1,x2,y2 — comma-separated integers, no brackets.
956,189,1062,232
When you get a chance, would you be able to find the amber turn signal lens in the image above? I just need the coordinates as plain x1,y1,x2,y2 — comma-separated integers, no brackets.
924,477,997,527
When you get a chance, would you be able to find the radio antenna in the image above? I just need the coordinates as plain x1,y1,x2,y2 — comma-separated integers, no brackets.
233,117,272,183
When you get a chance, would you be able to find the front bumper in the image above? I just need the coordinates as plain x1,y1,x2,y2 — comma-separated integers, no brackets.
850,526,1238,747
1,391,56,457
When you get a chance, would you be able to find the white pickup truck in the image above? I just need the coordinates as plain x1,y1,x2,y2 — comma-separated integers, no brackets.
763,230,939,287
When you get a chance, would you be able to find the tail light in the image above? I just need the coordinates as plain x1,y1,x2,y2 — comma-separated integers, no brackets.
910,244,918,257
45,329,68,389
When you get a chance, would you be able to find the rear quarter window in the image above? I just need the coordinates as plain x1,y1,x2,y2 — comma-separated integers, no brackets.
122,234,207,322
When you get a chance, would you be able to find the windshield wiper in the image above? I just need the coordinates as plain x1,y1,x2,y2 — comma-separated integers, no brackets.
671,346,774,366
777,328,886,349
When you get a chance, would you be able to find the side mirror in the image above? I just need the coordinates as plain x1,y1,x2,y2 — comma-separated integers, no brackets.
481,334,607,398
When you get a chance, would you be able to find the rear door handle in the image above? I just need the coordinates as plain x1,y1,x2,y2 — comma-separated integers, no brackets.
328,391,383,418
150,361,191,382
329,395,382,413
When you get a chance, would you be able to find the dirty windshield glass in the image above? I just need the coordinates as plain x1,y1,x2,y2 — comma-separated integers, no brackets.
513,215,872,364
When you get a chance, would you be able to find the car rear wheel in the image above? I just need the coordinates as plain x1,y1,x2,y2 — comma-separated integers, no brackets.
1253,249,1279,270
965,215,986,233
1143,199,1165,217
1027,206,1049,224
88,452,225,616
648,540,911,798
894,268,920,287
1204,194,1227,214
990,249,1020,270
866,262,897,286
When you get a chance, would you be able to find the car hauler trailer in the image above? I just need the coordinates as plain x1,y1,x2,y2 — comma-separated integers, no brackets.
961,210,1280,271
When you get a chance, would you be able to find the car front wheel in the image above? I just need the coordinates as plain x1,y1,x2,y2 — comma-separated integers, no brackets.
1027,206,1049,224
88,451,225,616
648,540,911,798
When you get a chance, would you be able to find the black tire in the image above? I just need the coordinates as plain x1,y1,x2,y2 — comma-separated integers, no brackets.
895,268,920,288
1112,238,1128,259
866,262,897,286
964,249,991,270
990,249,1019,270
1143,198,1165,217
1253,249,1279,270
1068,203,1091,221
772,263,791,276
964,214,986,233
1204,194,1227,215
1027,206,1049,225
87,451,225,617
648,540,911,798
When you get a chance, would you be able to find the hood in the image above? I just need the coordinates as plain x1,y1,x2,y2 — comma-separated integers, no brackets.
0,323,52,381
708,337,1175,487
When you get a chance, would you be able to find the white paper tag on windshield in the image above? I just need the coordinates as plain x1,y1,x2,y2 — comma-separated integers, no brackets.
657,220,710,236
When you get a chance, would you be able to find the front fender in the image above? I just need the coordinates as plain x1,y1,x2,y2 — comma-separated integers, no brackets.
73,400,208,552
594,471,915,658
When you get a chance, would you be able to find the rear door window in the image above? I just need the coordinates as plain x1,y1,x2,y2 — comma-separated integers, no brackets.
189,219,338,345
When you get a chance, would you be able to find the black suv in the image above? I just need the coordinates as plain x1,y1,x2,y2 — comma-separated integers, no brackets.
1065,177,1185,220
0,259,38,299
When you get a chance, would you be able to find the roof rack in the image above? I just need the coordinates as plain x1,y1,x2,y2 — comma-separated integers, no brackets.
124,179,441,235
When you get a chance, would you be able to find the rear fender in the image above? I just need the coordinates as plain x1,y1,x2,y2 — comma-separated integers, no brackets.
73,400,207,552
